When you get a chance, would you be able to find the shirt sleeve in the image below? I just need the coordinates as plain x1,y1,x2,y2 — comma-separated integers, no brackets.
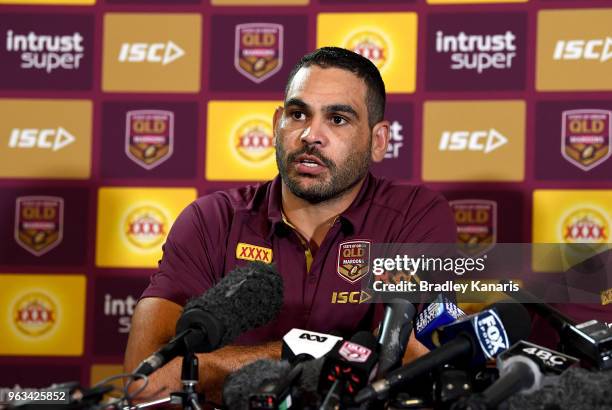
140,194,231,306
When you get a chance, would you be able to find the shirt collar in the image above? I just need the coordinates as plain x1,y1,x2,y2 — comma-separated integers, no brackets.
263,172,376,240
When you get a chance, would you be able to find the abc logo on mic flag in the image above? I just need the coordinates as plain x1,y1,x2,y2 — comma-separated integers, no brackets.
0,0,611,400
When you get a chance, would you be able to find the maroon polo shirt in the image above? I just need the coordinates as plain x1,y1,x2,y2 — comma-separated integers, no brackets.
142,172,456,344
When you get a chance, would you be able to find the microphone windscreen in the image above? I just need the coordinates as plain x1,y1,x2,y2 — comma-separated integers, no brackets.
222,359,291,410
178,261,283,347
504,367,612,410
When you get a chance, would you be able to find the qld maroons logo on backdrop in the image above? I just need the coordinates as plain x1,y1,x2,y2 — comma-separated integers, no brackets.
561,109,611,171
235,23,283,83
450,199,497,257
125,110,174,170
14,196,64,257
337,240,371,283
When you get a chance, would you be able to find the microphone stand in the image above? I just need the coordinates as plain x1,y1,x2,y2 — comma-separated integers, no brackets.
169,331,205,410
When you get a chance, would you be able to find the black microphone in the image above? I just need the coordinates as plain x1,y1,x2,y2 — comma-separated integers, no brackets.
355,302,531,404
319,331,379,409
282,328,343,364
133,261,284,376
376,298,417,377
415,294,465,350
452,341,580,410
221,358,323,410
501,281,612,370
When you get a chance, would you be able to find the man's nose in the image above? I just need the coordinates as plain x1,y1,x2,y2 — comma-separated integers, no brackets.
299,116,327,146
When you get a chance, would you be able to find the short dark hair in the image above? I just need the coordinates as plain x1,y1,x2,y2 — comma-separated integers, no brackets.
285,47,386,128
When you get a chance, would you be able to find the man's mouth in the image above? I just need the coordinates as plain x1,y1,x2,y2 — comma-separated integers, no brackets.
292,154,328,175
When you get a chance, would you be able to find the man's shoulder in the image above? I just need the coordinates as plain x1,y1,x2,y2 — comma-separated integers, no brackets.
368,176,448,217
191,181,271,216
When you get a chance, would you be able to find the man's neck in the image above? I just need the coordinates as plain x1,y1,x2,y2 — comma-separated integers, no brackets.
281,178,365,250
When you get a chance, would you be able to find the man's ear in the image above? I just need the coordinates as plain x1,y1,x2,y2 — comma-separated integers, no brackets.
273,106,284,131
371,120,390,163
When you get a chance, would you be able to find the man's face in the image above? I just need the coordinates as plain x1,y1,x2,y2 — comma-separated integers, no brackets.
274,66,373,204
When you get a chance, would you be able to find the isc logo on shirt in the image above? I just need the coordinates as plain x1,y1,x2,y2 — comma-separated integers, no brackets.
236,242,273,263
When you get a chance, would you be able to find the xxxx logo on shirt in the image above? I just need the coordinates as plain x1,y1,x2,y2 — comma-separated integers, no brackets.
236,242,273,263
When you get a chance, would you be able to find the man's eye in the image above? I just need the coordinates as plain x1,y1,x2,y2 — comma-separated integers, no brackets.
331,115,347,125
291,111,305,120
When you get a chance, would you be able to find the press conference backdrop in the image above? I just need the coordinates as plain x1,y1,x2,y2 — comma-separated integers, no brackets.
0,0,611,394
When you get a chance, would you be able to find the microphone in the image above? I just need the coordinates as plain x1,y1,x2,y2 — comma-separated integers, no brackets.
354,302,531,404
501,281,612,370
415,294,465,350
133,261,283,376
319,331,379,409
376,298,417,377
452,341,580,409
282,328,343,364
221,358,323,410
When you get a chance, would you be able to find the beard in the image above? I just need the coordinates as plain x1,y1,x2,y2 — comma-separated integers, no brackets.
275,133,372,204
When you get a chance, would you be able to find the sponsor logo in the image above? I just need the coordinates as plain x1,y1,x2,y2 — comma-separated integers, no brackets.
13,292,57,337
330,290,372,304
5,29,85,74
8,127,75,152
561,109,611,171
299,332,328,343
602,288,612,306
14,196,64,257
475,310,509,359
118,41,184,65
125,110,174,170
562,208,609,244
553,38,612,62
439,129,508,154
338,340,372,363
236,242,273,263
234,23,283,83
104,293,137,334
435,30,517,73
234,118,274,163
124,206,167,249
345,30,388,70
337,240,371,284
517,342,578,373
385,120,404,159
451,200,497,257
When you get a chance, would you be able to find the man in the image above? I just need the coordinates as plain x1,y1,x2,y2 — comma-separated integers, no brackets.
124,47,456,402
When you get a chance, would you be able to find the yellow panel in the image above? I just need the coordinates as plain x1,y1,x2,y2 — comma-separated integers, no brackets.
0,274,86,356
96,187,197,268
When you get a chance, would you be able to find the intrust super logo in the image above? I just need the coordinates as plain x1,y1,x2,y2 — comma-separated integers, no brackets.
561,208,609,244
0,14,93,90
317,12,417,93
103,13,201,92
423,100,525,181
206,101,280,181
537,9,612,91
426,12,526,91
